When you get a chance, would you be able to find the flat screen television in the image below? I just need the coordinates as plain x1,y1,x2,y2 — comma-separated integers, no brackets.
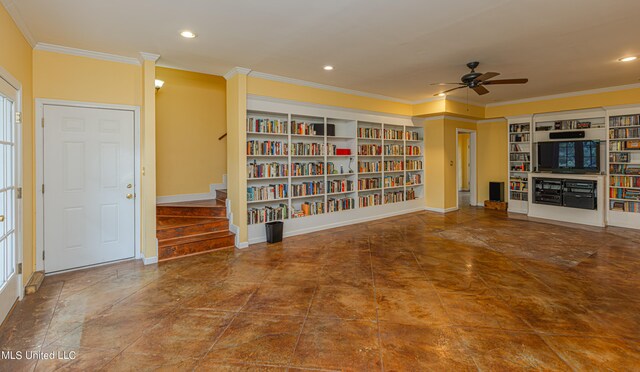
537,140,600,173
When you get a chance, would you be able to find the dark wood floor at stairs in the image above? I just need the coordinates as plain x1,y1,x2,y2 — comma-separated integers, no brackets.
156,189,233,261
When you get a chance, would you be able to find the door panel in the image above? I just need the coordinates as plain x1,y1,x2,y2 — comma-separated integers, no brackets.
0,76,18,324
44,105,135,273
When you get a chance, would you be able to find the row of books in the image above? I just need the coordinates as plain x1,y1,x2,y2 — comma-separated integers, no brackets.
510,133,530,143
609,164,640,175
610,188,640,200
511,191,527,201
384,129,403,140
359,193,382,207
510,181,528,191
358,128,382,139
609,141,640,151
610,175,640,188
511,163,530,172
291,201,324,218
610,115,640,127
509,123,530,133
383,145,404,156
247,118,287,134
358,144,382,156
247,184,288,202
291,121,321,136
609,128,639,139
291,142,323,156
328,197,355,212
291,162,324,176
291,181,324,197
406,160,423,170
326,162,349,175
406,188,417,201
610,153,630,162
384,160,403,171
407,174,422,185
359,161,381,173
510,153,531,162
247,204,288,225
384,190,405,204
610,200,639,213
406,132,420,141
384,175,404,188
247,141,288,156
510,143,529,152
247,161,288,179
327,179,354,194
359,178,382,190
406,146,421,156
543,120,594,131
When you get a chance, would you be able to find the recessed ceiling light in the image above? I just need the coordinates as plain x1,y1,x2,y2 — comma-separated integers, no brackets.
323,65,334,71
180,30,197,39
618,56,637,62
437,93,446,97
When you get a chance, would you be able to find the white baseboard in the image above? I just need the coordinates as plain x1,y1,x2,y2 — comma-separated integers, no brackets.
141,254,158,265
424,206,459,213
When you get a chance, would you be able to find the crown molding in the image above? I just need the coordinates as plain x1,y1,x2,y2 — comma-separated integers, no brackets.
486,83,640,107
138,52,160,63
0,0,36,47
224,67,252,80
412,96,446,105
248,71,414,105
34,43,140,65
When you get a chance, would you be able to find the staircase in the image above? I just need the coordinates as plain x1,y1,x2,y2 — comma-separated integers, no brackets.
156,189,234,261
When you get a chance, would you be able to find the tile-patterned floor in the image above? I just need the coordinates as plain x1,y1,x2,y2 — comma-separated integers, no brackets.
1,207,640,371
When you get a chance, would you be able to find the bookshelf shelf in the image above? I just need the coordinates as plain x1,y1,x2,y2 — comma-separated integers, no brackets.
245,106,424,236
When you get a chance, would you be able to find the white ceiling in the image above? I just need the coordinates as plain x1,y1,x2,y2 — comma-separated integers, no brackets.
6,0,640,103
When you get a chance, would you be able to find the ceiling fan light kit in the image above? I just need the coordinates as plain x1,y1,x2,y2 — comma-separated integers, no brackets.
433,61,528,96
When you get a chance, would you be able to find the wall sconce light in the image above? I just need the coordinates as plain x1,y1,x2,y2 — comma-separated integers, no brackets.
155,79,165,91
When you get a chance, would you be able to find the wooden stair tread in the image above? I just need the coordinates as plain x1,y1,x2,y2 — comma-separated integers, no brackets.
158,230,234,247
156,216,227,230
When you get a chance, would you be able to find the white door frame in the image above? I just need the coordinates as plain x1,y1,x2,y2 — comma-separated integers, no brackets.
0,66,23,300
456,129,477,208
35,99,141,273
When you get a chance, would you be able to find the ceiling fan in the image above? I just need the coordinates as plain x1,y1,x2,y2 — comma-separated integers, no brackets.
432,61,528,96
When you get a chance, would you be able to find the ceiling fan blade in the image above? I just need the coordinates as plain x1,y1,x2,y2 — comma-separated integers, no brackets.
472,85,490,95
474,72,500,82
433,86,465,96
483,78,528,85
430,82,464,86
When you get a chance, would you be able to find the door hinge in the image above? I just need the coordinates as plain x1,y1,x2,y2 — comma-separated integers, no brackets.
15,112,22,124
42,184,45,194
42,251,45,260
17,187,22,199
41,117,45,128
17,263,22,274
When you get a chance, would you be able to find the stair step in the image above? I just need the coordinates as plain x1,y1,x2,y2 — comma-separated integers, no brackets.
156,205,225,218
156,217,229,240
158,232,235,261
216,189,228,202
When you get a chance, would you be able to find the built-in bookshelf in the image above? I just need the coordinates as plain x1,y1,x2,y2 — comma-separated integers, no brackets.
246,110,424,226
508,120,532,213
608,113,640,216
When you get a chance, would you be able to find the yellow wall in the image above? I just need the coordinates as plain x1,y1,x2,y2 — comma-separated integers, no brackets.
458,133,470,190
248,76,413,116
156,67,226,196
423,118,446,210
226,73,248,243
477,120,508,203
33,50,141,106
0,4,34,287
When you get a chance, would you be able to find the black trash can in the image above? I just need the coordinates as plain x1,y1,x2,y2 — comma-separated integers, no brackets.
265,221,283,243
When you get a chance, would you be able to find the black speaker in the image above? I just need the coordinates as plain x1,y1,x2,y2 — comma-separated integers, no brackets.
489,182,505,202
549,131,585,139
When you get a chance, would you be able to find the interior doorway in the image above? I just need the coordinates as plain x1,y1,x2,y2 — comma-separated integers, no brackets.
456,129,477,209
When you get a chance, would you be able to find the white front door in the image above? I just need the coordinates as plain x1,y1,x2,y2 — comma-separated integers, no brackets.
0,77,19,322
44,105,135,273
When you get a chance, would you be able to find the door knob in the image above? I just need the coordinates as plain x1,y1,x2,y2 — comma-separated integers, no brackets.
0,215,4,222
126,193,134,199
